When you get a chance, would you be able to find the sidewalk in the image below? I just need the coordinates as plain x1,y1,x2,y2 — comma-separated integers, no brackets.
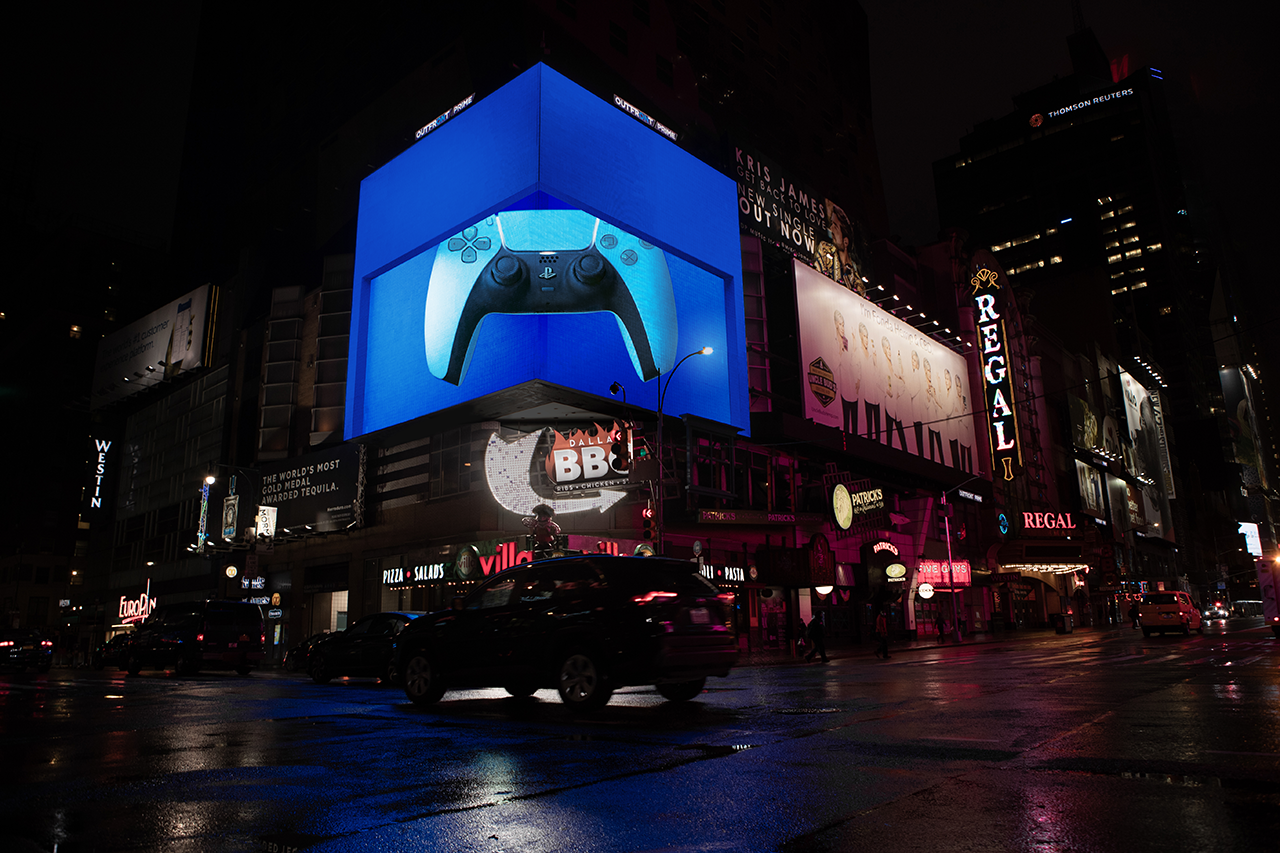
738,623,1123,667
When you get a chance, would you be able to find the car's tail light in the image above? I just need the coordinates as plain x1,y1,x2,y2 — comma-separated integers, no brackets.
196,632,204,643
0,640,12,648
260,633,266,644
41,640,53,648
717,593,734,605
632,591,679,605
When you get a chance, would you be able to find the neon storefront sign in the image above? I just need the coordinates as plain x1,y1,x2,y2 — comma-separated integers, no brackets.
972,268,1022,480
915,560,972,588
119,579,157,624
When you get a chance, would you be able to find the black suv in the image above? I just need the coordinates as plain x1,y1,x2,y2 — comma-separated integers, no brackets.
393,555,739,710
0,628,54,673
308,611,425,685
122,600,265,676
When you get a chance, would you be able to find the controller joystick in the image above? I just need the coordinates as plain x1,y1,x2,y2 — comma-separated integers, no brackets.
573,253,606,285
423,209,678,385
493,255,526,287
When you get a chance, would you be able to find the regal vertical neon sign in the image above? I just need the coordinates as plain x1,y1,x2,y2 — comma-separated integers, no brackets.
971,268,1022,480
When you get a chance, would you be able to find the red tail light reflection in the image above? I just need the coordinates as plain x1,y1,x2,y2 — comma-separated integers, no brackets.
196,633,204,643
632,591,679,604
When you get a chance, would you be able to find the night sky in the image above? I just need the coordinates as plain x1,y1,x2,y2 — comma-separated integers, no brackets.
863,0,1277,317
11,2,1275,327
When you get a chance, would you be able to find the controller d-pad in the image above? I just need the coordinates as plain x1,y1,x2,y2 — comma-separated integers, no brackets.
620,249,638,266
599,234,618,249
446,227,492,264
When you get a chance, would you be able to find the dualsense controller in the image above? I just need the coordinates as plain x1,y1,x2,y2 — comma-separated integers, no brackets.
423,210,677,384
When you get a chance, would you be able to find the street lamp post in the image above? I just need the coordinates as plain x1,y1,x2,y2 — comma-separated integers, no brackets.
655,347,713,556
941,474,984,643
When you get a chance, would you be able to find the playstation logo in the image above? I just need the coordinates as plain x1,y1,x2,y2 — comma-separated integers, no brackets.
539,267,557,280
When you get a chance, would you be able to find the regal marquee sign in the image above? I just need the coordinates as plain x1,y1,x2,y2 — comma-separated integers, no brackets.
971,268,1022,480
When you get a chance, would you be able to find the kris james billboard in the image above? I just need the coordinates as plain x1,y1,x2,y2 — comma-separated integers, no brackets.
346,65,749,439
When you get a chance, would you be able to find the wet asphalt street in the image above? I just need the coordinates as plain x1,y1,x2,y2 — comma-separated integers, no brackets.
2,620,1278,853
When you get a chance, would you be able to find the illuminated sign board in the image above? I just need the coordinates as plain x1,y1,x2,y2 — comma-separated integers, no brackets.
700,564,746,584
91,285,210,410
84,437,115,513
347,64,748,439
119,579,156,624
1043,87,1134,120
259,444,364,532
486,427,629,518
1022,512,1079,533
614,95,677,141
1239,522,1263,557
383,564,447,586
546,422,632,494
415,94,474,140
916,559,972,588
971,268,1022,480
797,260,975,471
734,146,825,261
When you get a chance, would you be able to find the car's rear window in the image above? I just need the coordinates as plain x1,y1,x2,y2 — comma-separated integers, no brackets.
206,604,263,633
600,560,720,595
1142,593,1177,605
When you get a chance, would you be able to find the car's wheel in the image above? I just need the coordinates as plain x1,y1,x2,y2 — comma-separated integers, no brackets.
175,656,200,677
379,659,399,687
1197,624,1204,635
92,657,104,671
656,678,706,702
1181,621,1191,636
557,651,612,711
235,665,253,676
403,653,445,706
1141,628,1152,637
310,653,332,684
124,654,142,676
504,679,539,698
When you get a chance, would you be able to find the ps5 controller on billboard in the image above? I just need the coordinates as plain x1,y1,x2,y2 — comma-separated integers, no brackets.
794,261,975,471
346,64,748,440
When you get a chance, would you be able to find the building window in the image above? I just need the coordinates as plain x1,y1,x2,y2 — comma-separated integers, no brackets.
1130,281,1148,290
557,0,577,19
1146,243,1163,252
1159,306,1173,315
1049,255,1063,264
1124,248,1143,259
1108,253,1123,264
1100,210,1116,220
610,23,629,55
1105,240,1120,249
69,324,82,338
1122,235,1140,244
656,53,674,87
632,0,649,24
1111,286,1129,295
730,32,745,60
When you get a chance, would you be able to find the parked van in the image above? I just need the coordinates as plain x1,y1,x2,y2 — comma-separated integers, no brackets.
1138,590,1203,637
122,600,265,676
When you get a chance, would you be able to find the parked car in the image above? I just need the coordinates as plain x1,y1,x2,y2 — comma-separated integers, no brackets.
308,612,426,685
393,555,739,711
91,633,132,670
0,628,54,673
122,600,265,676
283,631,331,672
1139,590,1204,637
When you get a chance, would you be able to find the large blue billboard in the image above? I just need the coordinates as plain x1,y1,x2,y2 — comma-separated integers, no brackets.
346,64,748,439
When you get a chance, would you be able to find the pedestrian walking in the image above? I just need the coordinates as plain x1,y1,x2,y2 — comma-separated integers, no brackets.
1128,602,1140,629
874,609,890,659
934,611,947,642
804,614,828,662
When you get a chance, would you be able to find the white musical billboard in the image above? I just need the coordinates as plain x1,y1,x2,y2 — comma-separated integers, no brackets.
795,260,975,471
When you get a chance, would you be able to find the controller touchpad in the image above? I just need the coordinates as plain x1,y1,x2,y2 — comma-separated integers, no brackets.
499,210,596,253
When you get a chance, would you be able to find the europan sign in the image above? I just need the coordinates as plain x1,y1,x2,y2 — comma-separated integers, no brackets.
347,64,749,439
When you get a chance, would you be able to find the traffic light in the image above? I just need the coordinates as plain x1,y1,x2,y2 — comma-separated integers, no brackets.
642,504,655,540
629,420,658,482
